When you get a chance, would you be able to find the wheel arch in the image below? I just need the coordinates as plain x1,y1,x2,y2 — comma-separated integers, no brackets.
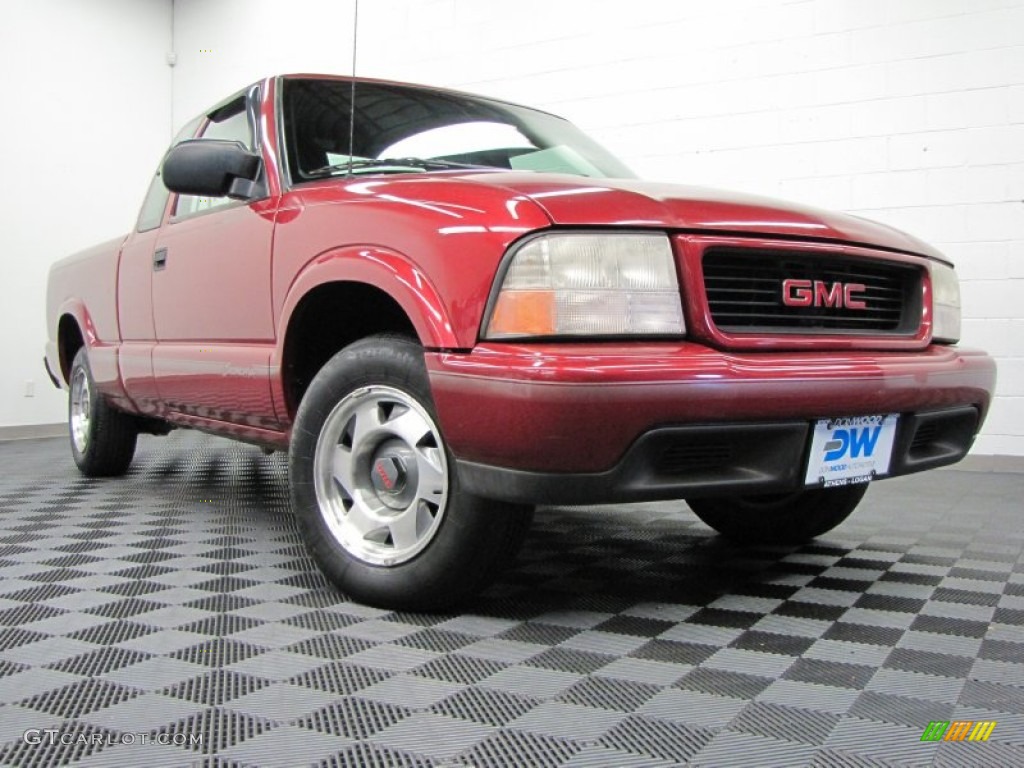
276,247,458,419
56,303,95,384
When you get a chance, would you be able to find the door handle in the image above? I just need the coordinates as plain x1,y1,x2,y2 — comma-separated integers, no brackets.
153,248,168,271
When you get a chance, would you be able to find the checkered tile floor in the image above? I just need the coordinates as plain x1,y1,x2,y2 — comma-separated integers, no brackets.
0,432,1021,768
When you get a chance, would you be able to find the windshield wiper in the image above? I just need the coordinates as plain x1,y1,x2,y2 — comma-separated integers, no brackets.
305,157,487,178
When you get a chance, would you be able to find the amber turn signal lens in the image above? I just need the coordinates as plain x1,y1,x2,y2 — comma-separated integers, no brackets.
488,291,556,337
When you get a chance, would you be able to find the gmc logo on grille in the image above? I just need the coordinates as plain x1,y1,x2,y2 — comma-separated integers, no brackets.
782,279,867,309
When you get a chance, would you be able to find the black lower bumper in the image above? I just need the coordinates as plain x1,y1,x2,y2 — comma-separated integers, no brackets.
457,406,981,505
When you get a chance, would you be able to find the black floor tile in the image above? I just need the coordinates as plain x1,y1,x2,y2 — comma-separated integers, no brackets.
0,433,1020,766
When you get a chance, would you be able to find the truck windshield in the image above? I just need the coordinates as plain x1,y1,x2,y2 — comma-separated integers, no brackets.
281,78,635,182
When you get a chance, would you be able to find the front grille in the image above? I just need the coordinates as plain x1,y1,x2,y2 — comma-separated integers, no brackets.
703,248,923,334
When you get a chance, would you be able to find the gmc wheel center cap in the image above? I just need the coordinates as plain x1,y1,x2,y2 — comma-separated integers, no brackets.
371,455,406,495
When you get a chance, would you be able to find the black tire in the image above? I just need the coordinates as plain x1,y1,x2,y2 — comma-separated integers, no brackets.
289,335,533,610
68,348,138,477
687,483,869,544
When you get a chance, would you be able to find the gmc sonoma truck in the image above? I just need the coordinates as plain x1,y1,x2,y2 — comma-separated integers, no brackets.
45,75,996,609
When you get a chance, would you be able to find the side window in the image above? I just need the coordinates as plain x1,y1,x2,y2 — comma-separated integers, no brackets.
136,116,203,232
136,174,169,232
173,106,254,218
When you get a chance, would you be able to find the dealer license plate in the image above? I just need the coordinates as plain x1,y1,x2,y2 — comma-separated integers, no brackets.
804,414,899,488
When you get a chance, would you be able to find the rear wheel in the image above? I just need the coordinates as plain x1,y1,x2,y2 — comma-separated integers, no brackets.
68,348,138,477
686,483,869,544
289,335,533,610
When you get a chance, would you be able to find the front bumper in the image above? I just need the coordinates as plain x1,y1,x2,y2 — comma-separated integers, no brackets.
426,343,996,504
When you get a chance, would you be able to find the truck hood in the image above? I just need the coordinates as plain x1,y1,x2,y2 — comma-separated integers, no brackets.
460,172,944,260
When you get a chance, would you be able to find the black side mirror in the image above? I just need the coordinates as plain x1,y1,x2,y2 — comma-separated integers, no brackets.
162,139,262,200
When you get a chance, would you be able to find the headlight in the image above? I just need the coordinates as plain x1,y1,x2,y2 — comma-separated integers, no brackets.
484,232,685,339
931,262,961,343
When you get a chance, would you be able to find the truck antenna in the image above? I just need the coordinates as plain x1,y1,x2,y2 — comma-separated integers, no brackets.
347,0,359,176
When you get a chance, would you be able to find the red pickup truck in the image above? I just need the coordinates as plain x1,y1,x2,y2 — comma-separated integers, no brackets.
45,74,996,609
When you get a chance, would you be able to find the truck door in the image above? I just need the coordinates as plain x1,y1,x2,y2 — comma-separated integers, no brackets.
117,226,162,416
151,89,279,431
117,115,203,417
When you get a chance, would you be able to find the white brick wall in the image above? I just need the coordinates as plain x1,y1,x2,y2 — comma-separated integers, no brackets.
168,0,1024,456
1,0,172,429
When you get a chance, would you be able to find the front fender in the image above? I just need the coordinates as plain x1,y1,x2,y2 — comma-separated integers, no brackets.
275,244,459,350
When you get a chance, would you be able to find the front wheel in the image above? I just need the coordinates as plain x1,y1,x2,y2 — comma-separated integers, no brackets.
686,483,869,544
289,335,533,610
68,348,138,477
